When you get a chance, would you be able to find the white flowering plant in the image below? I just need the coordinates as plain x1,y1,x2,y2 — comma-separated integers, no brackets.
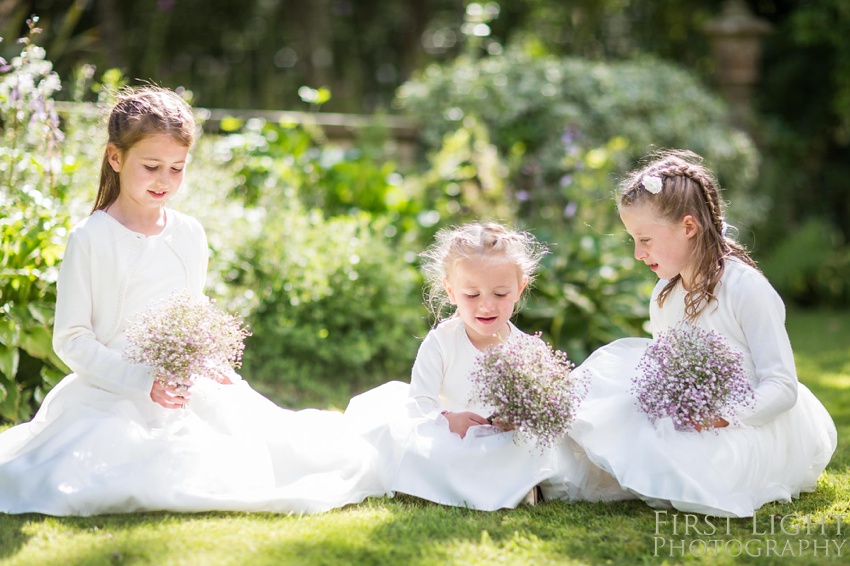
631,322,755,432
124,292,251,391
469,333,584,449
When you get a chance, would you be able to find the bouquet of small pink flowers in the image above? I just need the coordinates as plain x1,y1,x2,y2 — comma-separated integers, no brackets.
631,322,755,432
469,333,585,449
124,292,251,391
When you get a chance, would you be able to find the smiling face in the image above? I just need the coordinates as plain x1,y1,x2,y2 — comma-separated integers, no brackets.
107,134,189,213
444,255,527,350
620,202,699,284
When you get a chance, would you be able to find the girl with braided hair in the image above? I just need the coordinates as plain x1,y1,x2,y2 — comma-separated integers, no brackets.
567,150,836,517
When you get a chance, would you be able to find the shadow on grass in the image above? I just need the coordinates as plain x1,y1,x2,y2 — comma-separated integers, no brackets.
279,497,657,565
337,492,846,565
0,513,45,560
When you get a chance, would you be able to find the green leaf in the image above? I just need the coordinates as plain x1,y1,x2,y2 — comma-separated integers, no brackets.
219,116,244,132
0,316,20,347
40,364,66,388
0,345,19,379
19,324,54,360
27,302,55,326
0,372,20,419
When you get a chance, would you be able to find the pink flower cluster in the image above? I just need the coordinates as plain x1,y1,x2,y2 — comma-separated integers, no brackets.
631,322,755,432
123,292,251,390
469,333,584,449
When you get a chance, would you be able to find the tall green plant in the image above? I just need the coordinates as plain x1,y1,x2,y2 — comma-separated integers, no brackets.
0,20,72,422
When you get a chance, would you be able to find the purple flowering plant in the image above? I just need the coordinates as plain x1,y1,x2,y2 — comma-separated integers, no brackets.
124,292,251,390
631,322,755,432
469,333,584,449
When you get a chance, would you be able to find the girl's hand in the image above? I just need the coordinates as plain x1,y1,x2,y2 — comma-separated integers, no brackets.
443,411,489,438
205,360,237,384
489,416,515,432
150,380,189,409
693,417,729,432
210,366,235,384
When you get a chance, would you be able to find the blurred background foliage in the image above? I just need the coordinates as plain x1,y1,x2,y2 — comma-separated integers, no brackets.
1,0,849,419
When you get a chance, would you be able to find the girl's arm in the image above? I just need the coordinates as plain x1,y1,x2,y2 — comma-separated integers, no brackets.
407,329,488,437
732,271,798,427
407,331,444,418
52,230,154,398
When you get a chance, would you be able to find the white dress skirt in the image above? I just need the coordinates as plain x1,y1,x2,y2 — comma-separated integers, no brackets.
344,317,631,511
568,261,837,518
1,210,386,516
570,338,836,517
0,375,386,516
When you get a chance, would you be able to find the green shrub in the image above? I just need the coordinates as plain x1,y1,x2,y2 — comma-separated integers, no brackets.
394,49,760,357
514,138,654,359
222,202,426,407
760,218,850,307
396,48,762,226
183,122,428,407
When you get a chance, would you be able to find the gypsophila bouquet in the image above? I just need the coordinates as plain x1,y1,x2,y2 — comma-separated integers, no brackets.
631,322,755,432
124,292,251,390
469,333,584,449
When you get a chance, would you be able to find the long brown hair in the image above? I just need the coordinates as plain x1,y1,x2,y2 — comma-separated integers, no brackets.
618,149,758,320
92,86,196,213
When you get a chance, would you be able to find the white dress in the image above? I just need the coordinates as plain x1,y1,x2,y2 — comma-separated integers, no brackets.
344,316,629,510
0,210,386,516
569,260,838,517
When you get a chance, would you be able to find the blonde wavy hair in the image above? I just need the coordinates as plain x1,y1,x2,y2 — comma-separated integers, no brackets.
420,221,548,323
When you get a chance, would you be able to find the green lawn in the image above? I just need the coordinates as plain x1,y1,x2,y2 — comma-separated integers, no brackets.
1,309,848,565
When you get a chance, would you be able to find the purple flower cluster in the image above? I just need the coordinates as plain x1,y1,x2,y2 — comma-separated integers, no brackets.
469,333,584,449
124,292,251,390
631,323,755,432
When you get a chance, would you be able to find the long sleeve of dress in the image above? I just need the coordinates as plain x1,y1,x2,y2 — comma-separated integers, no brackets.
730,270,798,427
52,228,153,398
407,331,445,419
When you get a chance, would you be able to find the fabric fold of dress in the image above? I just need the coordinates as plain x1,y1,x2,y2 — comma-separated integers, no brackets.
344,317,631,511
0,377,386,516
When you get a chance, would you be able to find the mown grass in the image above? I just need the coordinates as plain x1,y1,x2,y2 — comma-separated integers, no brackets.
1,309,848,565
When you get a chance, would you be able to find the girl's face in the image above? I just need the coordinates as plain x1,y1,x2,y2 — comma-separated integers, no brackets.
620,202,698,284
444,256,527,350
108,134,189,211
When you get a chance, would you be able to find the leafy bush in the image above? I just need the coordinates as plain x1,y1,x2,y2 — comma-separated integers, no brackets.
760,218,850,307
214,117,421,222
181,122,428,407
396,48,762,227
0,24,73,422
515,139,655,360
221,202,426,407
393,50,757,357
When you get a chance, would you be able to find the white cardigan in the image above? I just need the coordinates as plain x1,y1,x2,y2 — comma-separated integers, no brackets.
52,209,208,397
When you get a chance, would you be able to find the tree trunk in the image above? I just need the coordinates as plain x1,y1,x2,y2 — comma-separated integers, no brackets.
96,0,125,69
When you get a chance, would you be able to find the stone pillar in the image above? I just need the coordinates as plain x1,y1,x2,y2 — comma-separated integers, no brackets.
704,0,772,129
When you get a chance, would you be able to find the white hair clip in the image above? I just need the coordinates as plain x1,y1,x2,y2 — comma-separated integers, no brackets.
642,175,663,194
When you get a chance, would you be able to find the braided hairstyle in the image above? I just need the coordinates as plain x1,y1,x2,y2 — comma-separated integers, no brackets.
92,86,196,213
619,149,757,320
420,221,548,323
